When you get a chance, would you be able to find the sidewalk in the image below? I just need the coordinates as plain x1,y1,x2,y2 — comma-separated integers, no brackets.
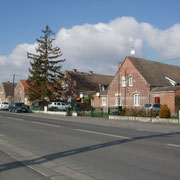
29,112,180,133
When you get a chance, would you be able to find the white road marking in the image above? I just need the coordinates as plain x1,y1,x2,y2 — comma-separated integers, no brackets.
138,129,169,133
75,129,131,139
32,121,61,128
0,115,61,128
167,144,180,148
6,116,25,121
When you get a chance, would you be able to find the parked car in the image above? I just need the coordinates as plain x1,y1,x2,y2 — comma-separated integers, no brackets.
48,102,70,110
143,103,162,115
9,102,28,113
0,101,9,110
75,103,92,111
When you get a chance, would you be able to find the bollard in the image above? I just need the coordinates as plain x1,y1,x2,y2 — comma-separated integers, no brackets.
150,109,153,122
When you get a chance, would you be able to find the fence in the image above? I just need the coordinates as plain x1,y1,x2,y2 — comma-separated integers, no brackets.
30,105,44,111
75,107,108,117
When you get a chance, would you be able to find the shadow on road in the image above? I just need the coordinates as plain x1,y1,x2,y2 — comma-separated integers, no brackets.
0,131,180,172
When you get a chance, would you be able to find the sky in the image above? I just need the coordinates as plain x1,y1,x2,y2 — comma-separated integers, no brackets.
0,0,180,83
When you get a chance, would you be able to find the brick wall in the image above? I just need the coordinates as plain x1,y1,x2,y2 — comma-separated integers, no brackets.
151,92,175,114
93,95,101,107
14,81,25,103
108,57,150,108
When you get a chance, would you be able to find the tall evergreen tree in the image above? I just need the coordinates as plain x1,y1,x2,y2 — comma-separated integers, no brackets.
27,25,65,103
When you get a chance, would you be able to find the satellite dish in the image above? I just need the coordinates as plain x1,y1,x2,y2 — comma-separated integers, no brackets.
130,49,135,55
96,92,100,97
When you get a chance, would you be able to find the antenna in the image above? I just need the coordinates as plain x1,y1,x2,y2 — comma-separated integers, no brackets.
130,41,136,56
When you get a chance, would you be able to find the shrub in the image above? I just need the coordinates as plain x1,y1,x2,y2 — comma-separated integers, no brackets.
145,109,156,117
159,104,171,118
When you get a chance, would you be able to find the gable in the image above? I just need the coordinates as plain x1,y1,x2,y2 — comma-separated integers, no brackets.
20,80,30,94
2,82,16,97
127,56,180,87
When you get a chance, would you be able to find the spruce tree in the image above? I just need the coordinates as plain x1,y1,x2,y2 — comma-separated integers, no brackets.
27,25,65,104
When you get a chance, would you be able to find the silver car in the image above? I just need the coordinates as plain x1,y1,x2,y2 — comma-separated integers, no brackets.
0,101,9,110
144,103,162,115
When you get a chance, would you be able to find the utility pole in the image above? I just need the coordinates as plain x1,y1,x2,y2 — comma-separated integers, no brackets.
12,74,16,102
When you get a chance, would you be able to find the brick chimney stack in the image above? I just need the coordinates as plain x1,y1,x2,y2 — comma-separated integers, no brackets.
88,71,93,75
72,69,77,73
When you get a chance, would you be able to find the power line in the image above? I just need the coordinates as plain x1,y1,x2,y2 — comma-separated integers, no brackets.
159,57,180,63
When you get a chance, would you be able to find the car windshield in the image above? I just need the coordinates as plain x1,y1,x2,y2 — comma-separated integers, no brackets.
153,104,161,108
2,102,8,104
144,104,151,108
16,103,24,106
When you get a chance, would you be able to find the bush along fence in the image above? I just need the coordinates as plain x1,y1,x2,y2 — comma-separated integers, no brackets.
30,105,180,124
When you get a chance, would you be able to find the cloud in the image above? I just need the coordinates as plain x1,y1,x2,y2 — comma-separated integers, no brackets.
1,16,180,82
0,43,36,82
56,17,180,74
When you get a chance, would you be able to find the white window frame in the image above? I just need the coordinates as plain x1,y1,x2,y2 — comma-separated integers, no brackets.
129,76,133,87
101,97,107,107
122,77,126,87
134,94,140,106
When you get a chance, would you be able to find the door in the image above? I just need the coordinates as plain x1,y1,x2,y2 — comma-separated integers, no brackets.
155,97,160,104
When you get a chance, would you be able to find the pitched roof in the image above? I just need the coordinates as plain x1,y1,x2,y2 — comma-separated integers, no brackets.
2,82,17,97
127,56,180,87
151,85,180,92
20,80,30,94
65,70,114,92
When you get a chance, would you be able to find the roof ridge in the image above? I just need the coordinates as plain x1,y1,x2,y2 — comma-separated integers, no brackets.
127,56,180,68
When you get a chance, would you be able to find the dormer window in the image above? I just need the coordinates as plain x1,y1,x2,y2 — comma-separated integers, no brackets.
122,77,126,87
99,84,107,91
165,77,177,86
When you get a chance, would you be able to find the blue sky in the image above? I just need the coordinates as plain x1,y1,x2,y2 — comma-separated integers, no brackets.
1,0,180,55
0,0,180,82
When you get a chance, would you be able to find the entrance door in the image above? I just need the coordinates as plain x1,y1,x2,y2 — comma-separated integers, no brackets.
155,97,160,104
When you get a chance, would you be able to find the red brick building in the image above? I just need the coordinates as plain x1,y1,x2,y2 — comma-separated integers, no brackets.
14,80,31,105
0,81,16,103
64,69,113,106
108,56,180,114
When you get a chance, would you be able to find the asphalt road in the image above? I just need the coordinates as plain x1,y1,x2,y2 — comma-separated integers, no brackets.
0,111,180,180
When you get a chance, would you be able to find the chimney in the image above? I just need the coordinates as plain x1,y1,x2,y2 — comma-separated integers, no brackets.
88,71,93,75
72,69,77,73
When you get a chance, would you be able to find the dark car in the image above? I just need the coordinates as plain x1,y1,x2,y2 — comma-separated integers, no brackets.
9,102,28,113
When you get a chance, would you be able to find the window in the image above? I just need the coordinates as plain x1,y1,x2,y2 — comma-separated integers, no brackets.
115,95,121,106
122,77,126,87
129,76,133,86
101,97,107,106
134,94,140,106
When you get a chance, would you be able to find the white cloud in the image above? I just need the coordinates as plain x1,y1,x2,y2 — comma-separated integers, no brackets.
0,43,36,82
1,16,180,82
56,17,180,74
